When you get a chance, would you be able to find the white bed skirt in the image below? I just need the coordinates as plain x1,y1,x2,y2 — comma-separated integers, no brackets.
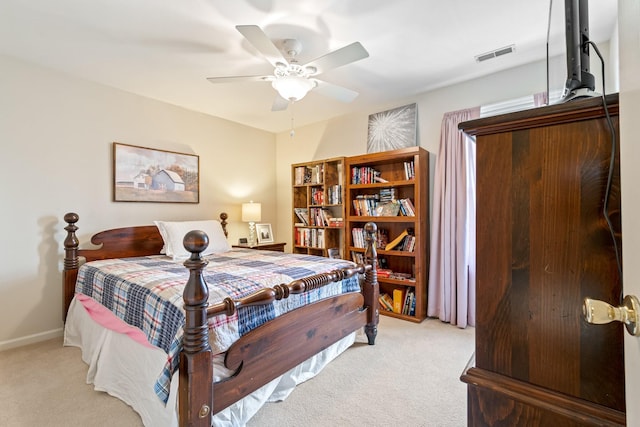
64,296,356,427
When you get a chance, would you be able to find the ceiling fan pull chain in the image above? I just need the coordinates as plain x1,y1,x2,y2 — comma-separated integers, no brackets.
290,102,296,138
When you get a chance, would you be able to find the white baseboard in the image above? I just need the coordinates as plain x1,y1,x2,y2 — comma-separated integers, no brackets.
0,328,64,352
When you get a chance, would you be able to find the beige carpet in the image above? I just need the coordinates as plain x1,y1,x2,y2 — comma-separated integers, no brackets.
0,316,474,427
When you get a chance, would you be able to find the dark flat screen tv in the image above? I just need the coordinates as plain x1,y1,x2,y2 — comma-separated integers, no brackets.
561,0,596,101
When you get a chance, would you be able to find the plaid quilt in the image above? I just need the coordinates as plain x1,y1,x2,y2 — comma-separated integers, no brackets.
75,248,359,403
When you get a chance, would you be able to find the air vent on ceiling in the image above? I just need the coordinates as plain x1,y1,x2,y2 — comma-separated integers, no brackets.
475,44,516,63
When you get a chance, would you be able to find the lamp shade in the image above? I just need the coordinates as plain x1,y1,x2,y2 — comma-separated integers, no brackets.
272,76,316,101
242,202,262,223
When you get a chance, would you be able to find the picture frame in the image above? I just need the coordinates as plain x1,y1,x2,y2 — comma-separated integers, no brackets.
113,142,199,203
256,223,274,244
327,248,341,259
367,103,418,153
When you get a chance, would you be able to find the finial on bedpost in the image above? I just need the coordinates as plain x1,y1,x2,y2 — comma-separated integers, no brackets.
63,213,80,270
179,230,213,426
363,222,379,345
62,213,80,322
219,212,228,238
182,230,211,353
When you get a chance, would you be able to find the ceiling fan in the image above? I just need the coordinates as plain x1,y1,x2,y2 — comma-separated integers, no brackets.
206,25,369,111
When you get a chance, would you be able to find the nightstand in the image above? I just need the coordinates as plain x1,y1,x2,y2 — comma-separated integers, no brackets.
232,242,286,252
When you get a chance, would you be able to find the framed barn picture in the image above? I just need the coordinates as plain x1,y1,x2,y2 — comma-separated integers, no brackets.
113,142,199,203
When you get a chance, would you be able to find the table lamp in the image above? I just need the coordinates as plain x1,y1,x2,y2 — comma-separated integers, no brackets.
242,201,262,246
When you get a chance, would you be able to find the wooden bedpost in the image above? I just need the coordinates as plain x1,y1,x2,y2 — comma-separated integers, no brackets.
179,230,213,427
363,222,379,345
219,212,228,238
63,212,80,322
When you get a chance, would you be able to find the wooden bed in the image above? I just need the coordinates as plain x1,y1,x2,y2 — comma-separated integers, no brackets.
62,212,379,427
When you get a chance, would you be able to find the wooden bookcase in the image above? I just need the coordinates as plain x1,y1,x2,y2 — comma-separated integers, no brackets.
291,157,346,258
345,146,429,322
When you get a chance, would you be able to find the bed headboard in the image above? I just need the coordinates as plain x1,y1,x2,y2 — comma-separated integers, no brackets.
62,212,229,319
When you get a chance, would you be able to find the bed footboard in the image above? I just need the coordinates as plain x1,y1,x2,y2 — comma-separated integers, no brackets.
179,223,378,426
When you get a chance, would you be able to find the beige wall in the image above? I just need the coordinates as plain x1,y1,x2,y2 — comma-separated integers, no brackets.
0,55,276,349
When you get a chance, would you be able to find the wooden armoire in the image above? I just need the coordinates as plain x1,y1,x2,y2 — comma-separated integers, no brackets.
459,94,624,426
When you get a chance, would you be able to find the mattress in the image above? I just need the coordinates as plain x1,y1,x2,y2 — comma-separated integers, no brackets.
74,249,359,402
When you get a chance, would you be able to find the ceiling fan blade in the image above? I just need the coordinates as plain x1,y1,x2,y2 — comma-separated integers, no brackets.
304,42,369,75
313,80,359,103
206,75,272,84
271,95,290,111
236,25,288,68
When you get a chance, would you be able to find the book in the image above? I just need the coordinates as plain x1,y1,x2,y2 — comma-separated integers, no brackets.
328,217,344,227
388,272,414,280
378,293,394,311
409,291,416,316
385,228,413,251
294,208,309,225
393,288,404,314
377,268,393,278
375,201,400,217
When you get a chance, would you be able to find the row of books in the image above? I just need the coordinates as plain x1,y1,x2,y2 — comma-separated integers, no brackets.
377,268,415,282
403,161,415,180
329,218,343,227
352,197,415,217
397,198,416,216
310,207,331,226
351,227,415,252
294,165,323,185
379,187,395,202
352,194,378,216
350,161,415,185
306,185,342,206
351,227,389,249
350,166,386,184
378,287,416,316
327,184,342,204
395,235,416,252
294,227,326,248
311,187,324,205
295,207,343,227
384,228,415,251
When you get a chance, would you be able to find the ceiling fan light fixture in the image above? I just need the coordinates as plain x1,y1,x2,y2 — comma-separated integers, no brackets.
272,76,316,101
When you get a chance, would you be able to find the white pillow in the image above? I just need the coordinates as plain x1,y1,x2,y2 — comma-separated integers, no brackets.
154,220,230,260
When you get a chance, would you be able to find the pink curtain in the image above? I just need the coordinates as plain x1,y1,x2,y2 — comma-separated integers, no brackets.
534,91,549,107
427,107,480,328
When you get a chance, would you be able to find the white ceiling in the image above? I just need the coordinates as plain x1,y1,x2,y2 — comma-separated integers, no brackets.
0,0,618,133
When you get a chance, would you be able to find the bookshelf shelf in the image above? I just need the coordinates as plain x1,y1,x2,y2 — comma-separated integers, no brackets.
291,157,346,258
347,216,415,223
345,146,429,322
348,246,416,258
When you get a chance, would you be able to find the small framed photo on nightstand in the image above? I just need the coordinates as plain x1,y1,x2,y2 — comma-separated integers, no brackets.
238,237,248,245
256,223,274,244
328,248,341,259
